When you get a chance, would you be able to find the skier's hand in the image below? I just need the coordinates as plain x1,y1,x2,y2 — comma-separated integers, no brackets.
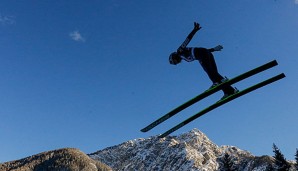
213,45,223,51
194,22,202,31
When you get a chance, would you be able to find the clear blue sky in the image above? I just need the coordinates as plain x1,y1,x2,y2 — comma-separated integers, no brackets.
1,0,297,162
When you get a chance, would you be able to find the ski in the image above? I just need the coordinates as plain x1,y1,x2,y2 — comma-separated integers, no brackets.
141,60,278,132
159,73,286,138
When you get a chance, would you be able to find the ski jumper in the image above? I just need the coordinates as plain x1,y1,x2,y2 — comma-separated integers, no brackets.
175,22,235,95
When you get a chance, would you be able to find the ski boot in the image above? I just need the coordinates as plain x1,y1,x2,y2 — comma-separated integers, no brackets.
208,77,229,90
220,87,239,100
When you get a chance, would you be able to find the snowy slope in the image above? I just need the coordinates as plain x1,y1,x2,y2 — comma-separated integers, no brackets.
89,129,276,171
1,148,112,171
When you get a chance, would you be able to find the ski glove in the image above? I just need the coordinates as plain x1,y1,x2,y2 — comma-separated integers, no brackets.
213,45,223,51
193,22,202,31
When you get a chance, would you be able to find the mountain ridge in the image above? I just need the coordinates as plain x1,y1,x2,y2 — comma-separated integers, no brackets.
1,129,295,171
0,148,112,171
89,129,276,171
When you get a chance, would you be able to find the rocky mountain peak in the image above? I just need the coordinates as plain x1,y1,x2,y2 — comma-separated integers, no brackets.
89,129,271,171
2,129,290,171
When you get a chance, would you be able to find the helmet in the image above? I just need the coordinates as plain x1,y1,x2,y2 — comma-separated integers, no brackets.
169,52,181,65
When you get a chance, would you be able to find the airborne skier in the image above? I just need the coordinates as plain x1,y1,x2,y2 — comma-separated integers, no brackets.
169,22,238,99
141,60,284,133
140,22,285,136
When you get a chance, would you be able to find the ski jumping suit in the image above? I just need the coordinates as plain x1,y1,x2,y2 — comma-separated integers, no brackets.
174,22,235,95
179,47,235,95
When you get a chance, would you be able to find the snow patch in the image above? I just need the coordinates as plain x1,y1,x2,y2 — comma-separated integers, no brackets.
89,129,274,171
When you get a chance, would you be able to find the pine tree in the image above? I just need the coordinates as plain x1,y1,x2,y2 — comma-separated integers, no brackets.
266,163,274,171
222,153,236,171
295,148,298,171
272,143,291,171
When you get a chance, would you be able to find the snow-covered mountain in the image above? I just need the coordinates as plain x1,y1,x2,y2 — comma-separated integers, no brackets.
0,148,112,171
89,128,278,171
1,129,295,171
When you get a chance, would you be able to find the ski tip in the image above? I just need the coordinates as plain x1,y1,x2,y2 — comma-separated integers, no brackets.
272,59,278,65
280,73,286,78
140,128,148,132
267,59,278,66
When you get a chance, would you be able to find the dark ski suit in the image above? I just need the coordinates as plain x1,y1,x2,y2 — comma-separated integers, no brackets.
178,47,235,95
171,22,235,95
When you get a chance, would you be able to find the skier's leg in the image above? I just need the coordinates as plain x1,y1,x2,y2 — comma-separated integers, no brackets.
199,49,223,83
199,49,235,94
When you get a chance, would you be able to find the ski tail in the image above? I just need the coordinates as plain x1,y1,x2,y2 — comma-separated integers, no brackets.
141,60,278,133
159,73,286,138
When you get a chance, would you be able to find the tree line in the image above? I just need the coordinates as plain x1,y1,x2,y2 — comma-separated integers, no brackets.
222,143,298,171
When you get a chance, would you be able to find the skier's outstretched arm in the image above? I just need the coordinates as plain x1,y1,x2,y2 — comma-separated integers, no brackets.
177,22,201,53
208,45,223,52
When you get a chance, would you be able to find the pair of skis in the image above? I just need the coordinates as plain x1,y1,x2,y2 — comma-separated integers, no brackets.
141,60,285,138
